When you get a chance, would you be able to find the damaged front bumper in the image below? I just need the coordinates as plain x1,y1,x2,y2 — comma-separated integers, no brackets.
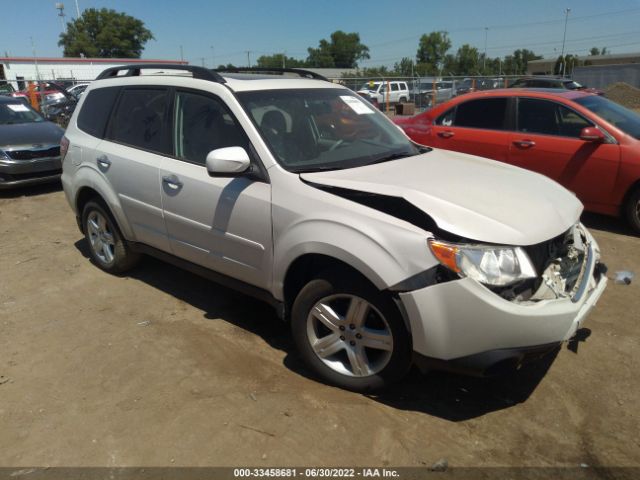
398,224,607,374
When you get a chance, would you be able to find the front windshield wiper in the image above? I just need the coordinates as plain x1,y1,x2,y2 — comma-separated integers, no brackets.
364,150,423,166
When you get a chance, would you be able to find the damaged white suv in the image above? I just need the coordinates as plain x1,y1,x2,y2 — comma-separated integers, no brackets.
61,65,608,391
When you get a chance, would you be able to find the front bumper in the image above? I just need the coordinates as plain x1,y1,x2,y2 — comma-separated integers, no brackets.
0,156,62,189
399,232,607,364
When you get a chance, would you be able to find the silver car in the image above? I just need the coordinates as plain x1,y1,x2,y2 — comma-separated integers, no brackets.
61,65,607,391
0,96,64,189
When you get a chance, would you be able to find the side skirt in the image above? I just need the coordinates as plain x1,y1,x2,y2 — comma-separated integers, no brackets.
129,242,285,318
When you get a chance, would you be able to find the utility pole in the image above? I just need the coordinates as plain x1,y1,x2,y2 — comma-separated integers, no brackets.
55,3,67,33
483,27,488,72
560,8,571,77
210,46,215,68
246,51,251,68
282,52,286,68
180,45,184,62
199,57,205,67
30,37,41,83
74,0,80,18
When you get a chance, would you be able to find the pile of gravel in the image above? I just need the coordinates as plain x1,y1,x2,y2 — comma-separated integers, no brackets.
605,82,640,109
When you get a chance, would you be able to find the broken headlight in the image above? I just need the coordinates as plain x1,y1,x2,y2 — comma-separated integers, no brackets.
428,239,537,286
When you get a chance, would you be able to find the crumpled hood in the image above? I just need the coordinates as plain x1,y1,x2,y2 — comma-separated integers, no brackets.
300,149,583,246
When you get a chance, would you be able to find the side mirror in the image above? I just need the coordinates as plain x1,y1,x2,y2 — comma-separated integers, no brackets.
205,147,251,176
580,127,605,142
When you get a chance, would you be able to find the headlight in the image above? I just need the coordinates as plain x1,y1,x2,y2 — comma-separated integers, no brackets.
428,239,537,286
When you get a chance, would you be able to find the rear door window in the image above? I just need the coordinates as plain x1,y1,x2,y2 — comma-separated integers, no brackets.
106,88,170,154
453,98,508,130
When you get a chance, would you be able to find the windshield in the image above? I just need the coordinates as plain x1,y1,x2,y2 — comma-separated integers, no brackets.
0,102,44,125
237,88,421,173
359,82,380,92
575,95,640,140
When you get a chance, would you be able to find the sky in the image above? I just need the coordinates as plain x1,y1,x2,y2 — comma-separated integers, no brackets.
2,0,640,68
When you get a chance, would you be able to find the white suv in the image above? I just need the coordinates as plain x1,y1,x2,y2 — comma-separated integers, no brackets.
357,80,409,105
61,65,607,391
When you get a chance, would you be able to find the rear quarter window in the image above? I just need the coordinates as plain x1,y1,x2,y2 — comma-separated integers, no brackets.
77,87,120,138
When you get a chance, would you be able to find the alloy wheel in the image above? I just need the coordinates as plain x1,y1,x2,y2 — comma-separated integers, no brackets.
306,294,393,377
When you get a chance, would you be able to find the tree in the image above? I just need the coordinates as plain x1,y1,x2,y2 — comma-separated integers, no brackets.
59,8,154,58
589,47,608,56
554,54,578,75
306,31,370,68
393,57,414,76
502,49,541,75
416,31,451,75
256,54,307,68
455,44,480,75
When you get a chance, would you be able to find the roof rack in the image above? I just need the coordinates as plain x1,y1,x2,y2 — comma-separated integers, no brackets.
96,64,226,83
214,67,330,82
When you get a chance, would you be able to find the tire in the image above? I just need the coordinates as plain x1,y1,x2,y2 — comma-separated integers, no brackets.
624,186,640,234
399,96,408,104
291,270,412,391
82,200,140,274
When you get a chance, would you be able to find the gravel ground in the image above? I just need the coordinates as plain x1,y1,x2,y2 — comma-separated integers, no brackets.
0,184,639,469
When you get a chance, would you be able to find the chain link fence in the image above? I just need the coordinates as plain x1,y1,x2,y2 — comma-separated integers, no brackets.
335,75,539,113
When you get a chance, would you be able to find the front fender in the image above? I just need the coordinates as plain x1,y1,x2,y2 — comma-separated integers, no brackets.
272,216,436,300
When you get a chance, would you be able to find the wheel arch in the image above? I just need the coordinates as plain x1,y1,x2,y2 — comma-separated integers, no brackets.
71,168,134,239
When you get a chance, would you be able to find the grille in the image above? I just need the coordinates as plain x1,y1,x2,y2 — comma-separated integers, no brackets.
523,229,571,275
7,146,60,160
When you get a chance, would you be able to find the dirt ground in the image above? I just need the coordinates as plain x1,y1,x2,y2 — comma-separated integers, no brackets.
1,184,639,469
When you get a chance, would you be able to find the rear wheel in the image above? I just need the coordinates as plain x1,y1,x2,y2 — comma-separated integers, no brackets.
82,200,140,274
624,186,640,234
291,271,412,391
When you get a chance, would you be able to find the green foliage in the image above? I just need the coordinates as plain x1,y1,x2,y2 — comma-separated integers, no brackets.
306,31,370,68
502,49,541,75
454,44,480,75
553,54,578,75
393,57,414,76
58,8,154,58
589,47,608,56
256,54,307,68
416,31,451,74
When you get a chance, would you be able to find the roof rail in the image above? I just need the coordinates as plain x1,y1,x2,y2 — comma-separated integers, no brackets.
215,67,330,82
96,64,226,83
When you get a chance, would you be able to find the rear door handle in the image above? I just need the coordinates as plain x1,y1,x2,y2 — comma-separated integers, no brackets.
438,130,454,138
162,174,183,189
513,140,536,148
96,155,111,168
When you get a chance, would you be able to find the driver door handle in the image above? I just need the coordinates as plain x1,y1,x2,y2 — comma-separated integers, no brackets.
513,139,536,148
162,174,183,189
438,130,454,138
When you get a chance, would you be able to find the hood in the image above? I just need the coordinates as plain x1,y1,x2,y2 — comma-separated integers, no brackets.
300,150,583,246
0,121,64,149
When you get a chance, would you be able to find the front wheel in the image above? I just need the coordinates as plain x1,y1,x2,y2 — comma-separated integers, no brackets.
291,271,412,391
624,187,640,234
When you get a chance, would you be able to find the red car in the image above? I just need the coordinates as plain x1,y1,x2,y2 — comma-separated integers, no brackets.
394,89,640,232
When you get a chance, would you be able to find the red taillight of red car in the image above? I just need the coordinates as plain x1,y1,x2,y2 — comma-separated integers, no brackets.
60,136,70,163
